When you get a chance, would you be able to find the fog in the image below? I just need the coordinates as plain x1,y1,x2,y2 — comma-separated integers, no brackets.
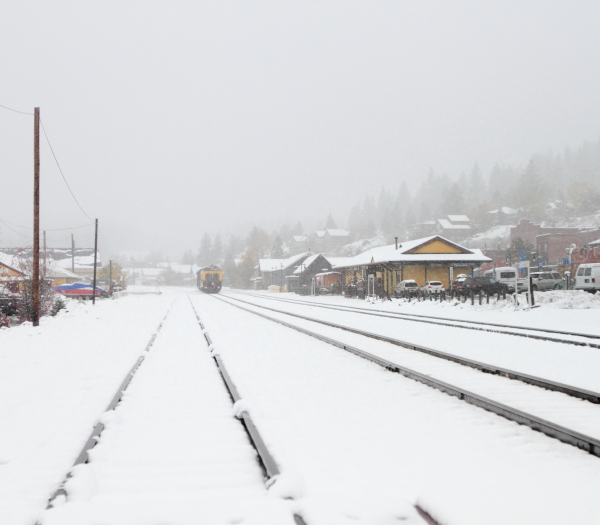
2,1,600,259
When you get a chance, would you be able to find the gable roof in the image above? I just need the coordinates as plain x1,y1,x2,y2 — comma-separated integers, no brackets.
447,215,470,223
259,252,311,273
326,229,350,237
0,252,24,276
332,236,490,269
292,253,326,274
437,219,471,230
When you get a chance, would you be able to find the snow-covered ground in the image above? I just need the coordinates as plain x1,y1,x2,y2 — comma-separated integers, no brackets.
0,291,173,524
2,286,600,525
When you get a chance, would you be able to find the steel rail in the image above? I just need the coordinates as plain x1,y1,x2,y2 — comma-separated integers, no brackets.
213,295,600,459
226,290,600,348
219,293,600,404
45,309,172,509
188,298,308,525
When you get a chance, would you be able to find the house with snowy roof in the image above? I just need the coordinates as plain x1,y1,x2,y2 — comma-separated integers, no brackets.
255,252,312,291
311,229,351,254
0,252,24,294
434,215,472,241
333,235,490,295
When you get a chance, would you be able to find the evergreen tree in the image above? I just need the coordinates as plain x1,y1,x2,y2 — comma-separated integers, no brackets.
246,226,270,258
212,234,223,264
518,159,547,221
222,248,238,288
279,223,292,243
291,222,304,236
324,213,337,229
441,183,465,216
271,235,285,258
235,250,257,289
467,162,486,208
347,203,362,234
181,250,194,265
197,233,212,266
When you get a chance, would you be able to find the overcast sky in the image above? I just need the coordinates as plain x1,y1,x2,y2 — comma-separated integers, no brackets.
2,1,600,258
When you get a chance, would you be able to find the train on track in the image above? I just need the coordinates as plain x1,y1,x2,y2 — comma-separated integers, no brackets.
196,265,223,293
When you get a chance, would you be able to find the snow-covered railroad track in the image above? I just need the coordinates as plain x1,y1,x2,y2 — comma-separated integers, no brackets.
228,290,600,348
214,294,600,459
41,297,302,525
222,293,600,404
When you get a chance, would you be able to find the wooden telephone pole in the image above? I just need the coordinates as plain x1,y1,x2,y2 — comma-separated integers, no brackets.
92,218,98,305
32,107,40,326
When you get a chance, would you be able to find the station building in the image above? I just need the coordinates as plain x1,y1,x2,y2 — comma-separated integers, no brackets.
333,235,491,294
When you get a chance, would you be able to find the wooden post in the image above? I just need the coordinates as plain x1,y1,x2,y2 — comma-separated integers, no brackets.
32,107,40,326
92,218,98,305
71,233,75,274
109,260,112,293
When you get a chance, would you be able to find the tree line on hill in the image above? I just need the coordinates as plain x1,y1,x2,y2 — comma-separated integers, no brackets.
190,136,600,288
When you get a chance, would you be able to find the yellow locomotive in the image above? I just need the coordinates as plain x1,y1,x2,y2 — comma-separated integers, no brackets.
197,265,223,293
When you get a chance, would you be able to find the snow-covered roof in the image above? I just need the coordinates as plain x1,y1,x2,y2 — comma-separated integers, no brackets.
258,258,286,272
315,231,326,238
326,229,350,237
292,235,309,242
326,257,354,268
260,252,311,273
447,215,470,223
437,219,471,230
487,207,517,215
588,238,600,246
46,265,80,279
332,236,490,269
0,252,20,273
292,253,323,274
54,254,101,269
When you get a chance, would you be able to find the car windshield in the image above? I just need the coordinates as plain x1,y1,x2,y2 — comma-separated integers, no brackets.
429,282,442,286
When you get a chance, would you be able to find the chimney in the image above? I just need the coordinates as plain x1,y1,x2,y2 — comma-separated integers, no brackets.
395,237,398,250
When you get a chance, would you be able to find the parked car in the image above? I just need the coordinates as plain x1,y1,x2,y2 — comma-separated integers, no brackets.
529,271,564,291
460,276,508,295
395,279,419,295
575,263,600,293
451,275,467,291
420,281,445,294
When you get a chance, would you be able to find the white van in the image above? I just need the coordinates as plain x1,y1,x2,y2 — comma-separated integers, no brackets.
575,263,600,293
483,267,523,293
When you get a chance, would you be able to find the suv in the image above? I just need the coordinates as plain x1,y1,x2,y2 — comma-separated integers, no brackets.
529,271,563,291
395,280,419,295
460,277,508,295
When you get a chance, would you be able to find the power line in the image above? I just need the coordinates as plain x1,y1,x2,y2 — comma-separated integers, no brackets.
1,103,95,222
0,218,93,232
39,118,94,222
0,103,33,116
0,219,31,238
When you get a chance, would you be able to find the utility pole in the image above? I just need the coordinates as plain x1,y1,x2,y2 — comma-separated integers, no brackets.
43,230,47,268
92,218,98,305
109,259,112,293
71,233,75,274
32,107,40,327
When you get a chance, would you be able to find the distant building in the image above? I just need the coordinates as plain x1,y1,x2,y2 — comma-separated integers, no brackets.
433,215,472,242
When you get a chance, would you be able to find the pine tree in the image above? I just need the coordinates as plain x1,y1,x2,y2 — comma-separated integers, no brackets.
212,234,223,264
271,235,285,258
324,214,337,229
197,234,212,266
